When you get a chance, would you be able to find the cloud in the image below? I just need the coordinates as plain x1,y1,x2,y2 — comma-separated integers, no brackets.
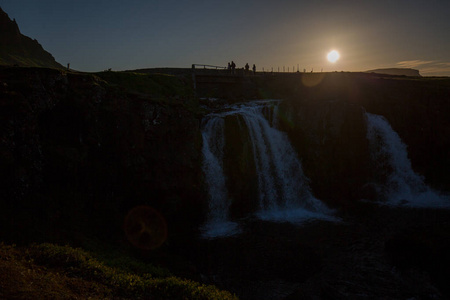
436,62,450,67
396,60,450,76
396,60,435,68
420,65,450,75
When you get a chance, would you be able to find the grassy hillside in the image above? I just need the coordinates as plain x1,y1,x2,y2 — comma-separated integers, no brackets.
95,71,195,101
0,243,238,299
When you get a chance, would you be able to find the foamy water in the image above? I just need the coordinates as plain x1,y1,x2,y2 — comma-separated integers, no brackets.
366,112,450,208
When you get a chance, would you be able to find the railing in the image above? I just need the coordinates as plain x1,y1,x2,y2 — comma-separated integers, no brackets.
192,64,227,70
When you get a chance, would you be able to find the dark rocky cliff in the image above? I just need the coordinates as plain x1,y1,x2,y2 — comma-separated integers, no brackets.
0,67,204,242
0,7,63,68
279,96,371,207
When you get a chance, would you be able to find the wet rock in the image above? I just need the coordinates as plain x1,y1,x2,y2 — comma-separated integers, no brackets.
278,97,371,207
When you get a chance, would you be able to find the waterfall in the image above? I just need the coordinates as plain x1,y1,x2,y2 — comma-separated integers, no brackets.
239,102,331,221
365,112,449,208
201,117,240,238
201,101,335,238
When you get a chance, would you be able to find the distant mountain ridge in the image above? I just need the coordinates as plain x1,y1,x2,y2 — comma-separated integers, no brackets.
366,68,421,77
0,7,63,68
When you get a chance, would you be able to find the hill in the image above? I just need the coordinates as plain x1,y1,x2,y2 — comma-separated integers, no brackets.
0,7,63,69
365,68,421,77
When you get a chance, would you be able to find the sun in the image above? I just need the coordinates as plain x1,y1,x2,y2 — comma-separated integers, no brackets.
327,50,340,63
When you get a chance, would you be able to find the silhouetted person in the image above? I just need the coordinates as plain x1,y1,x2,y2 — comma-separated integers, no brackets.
231,61,236,75
245,63,249,74
252,64,256,75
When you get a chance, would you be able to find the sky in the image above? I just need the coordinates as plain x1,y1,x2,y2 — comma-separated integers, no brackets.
2,0,450,75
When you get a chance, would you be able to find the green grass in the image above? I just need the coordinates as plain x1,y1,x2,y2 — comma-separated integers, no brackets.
94,70,205,117
25,243,238,300
95,71,194,101
0,50,63,69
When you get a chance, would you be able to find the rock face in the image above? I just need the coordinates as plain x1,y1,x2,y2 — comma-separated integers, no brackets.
0,67,203,242
222,114,259,218
0,7,63,68
278,97,371,207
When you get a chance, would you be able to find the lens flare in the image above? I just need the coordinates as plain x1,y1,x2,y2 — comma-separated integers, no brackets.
124,206,167,250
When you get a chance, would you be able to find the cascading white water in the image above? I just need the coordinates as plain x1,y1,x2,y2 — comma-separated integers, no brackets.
201,117,240,238
201,100,335,238
239,102,331,221
365,112,449,208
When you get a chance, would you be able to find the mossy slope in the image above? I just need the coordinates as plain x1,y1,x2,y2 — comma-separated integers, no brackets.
0,243,238,300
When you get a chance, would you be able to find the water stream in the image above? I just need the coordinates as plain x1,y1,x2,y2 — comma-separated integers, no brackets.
365,112,449,208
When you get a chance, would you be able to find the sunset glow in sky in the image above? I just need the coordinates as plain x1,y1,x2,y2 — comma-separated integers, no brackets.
2,0,450,75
